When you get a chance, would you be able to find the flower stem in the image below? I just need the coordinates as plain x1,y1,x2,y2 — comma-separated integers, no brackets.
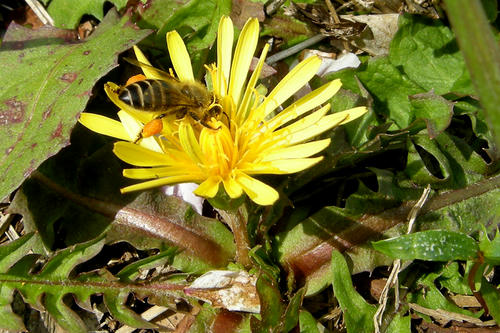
216,207,252,268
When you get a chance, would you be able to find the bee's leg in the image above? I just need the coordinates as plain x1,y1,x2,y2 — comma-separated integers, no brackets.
134,114,166,143
189,111,220,130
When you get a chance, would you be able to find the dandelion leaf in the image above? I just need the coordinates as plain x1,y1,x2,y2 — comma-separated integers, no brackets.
0,10,151,202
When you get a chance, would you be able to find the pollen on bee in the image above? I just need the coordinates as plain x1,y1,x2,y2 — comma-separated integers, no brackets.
126,74,147,86
142,118,164,138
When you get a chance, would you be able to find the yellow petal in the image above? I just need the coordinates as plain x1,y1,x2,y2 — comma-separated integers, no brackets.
167,30,194,82
217,16,233,96
286,113,348,146
337,106,369,125
178,122,204,164
222,176,243,198
242,157,323,174
194,176,221,198
235,172,279,205
121,175,197,193
266,79,342,130
261,139,331,161
117,110,142,140
228,18,259,106
79,113,130,141
123,166,201,179
113,141,172,166
237,43,270,122
257,56,322,118
271,104,330,136
133,46,162,80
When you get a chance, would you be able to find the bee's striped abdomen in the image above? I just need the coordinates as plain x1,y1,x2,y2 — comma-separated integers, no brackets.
118,79,169,111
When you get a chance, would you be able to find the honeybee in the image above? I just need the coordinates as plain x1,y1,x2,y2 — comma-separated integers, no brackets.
113,58,222,141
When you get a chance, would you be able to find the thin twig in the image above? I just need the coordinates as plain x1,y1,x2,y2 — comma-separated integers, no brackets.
265,34,327,64
265,0,287,16
325,0,350,51
373,185,431,333
25,0,54,26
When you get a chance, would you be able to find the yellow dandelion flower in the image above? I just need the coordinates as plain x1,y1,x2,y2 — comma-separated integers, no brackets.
80,16,367,206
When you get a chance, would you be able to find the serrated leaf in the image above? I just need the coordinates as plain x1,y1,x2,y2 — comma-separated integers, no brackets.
39,235,105,279
116,248,177,282
454,100,498,160
44,293,87,333
390,14,473,95
0,10,151,202
406,132,488,188
0,236,190,331
48,0,129,28
104,291,157,329
0,285,25,331
331,250,376,333
0,232,37,273
372,230,479,261
478,229,500,265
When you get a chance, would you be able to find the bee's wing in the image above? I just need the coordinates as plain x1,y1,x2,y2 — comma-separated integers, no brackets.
123,57,179,83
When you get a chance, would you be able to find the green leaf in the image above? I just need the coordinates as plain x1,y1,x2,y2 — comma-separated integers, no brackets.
299,310,321,333
0,286,25,331
478,228,500,265
116,248,177,282
408,271,481,318
331,250,376,333
0,235,192,331
354,56,423,129
251,273,285,332
47,0,129,28
386,314,411,333
409,91,453,139
454,100,498,159
372,230,479,261
8,134,235,270
249,246,281,282
0,10,151,202
104,291,156,329
437,262,472,295
390,14,473,95
480,277,500,325
0,233,37,273
44,293,87,333
405,132,488,188
282,287,306,333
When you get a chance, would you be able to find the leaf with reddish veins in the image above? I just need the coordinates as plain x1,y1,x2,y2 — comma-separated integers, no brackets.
0,10,151,202
278,174,500,295
17,172,235,268
211,311,244,333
